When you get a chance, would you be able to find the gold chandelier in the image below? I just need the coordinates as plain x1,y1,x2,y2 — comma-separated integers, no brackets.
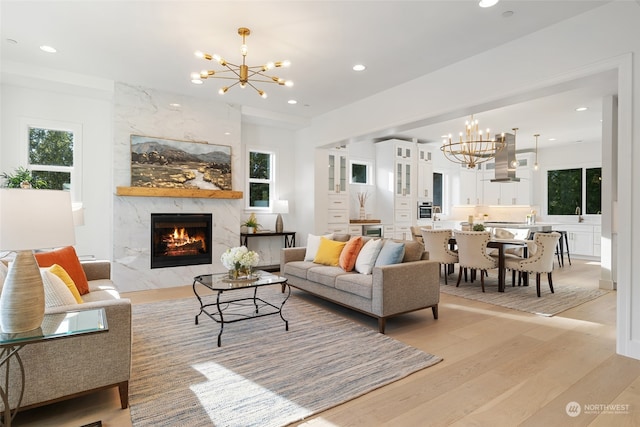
191,27,293,98
440,115,506,169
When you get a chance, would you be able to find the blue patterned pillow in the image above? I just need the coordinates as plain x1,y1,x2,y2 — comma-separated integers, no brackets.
374,240,406,266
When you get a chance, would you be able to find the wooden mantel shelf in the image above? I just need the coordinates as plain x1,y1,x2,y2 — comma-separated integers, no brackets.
116,186,243,199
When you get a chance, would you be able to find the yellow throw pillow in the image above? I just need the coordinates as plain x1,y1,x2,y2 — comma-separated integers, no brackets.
49,264,84,303
313,237,347,266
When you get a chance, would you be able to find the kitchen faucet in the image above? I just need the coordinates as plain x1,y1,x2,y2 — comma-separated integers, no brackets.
575,206,584,223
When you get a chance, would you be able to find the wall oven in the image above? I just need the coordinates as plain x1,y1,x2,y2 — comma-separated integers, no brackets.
418,201,433,219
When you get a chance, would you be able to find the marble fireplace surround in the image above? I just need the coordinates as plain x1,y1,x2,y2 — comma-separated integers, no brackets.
112,83,244,293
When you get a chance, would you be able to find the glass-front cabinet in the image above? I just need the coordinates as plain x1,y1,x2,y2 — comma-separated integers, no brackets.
328,149,347,194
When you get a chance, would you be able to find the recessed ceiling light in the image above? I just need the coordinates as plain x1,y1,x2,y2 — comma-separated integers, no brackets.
39,45,57,53
502,10,514,18
352,64,366,72
224,132,231,136
288,99,297,105
575,107,588,112
479,0,499,8
548,138,557,141
191,79,203,85
169,103,181,108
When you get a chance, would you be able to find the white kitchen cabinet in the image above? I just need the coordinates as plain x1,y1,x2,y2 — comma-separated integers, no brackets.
417,148,433,200
325,150,349,234
375,139,417,235
328,149,348,195
460,166,481,205
561,224,595,257
480,154,532,205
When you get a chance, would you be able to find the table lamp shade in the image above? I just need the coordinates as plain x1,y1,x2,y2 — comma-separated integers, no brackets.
0,189,76,333
274,200,289,233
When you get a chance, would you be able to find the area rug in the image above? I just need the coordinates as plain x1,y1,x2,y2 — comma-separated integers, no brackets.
440,278,608,316
129,288,442,427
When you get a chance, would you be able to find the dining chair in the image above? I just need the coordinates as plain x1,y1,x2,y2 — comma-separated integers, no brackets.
504,232,561,297
421,229,458,285
453,230,498,292
410,225,431,245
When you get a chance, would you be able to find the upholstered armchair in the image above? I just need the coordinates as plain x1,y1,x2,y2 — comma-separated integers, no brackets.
421,229,458,285
505,232,561,297
453,230,498,292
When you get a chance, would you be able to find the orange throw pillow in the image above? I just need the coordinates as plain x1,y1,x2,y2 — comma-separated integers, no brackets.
339,236,364,272
35,246,90,295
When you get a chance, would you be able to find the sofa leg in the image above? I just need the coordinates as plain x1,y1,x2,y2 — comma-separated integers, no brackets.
378,318,386,334
118,381,129,409
432,304,438,319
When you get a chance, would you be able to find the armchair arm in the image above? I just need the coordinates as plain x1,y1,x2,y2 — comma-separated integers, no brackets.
371,260,440,316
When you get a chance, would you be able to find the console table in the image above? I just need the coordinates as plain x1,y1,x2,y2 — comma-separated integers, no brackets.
240,231,296,272
0,308,108,426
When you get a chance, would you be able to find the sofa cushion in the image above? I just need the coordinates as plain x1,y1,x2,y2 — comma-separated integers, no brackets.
283,261,317,280
83,279,121,302
35,246,90,295
335,273,373,299
304,233,334,261
355,238,384,275
47,264,84,303
307,266,346,287
41,268,78,307
314,237,347,266
375,240,406,266
339,236,364,272
402,240,425,262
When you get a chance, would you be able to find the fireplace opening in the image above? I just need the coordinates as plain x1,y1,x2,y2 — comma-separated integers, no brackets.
151,213,212,269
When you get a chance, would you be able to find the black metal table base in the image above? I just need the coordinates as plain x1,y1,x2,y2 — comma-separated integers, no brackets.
193,282,290,347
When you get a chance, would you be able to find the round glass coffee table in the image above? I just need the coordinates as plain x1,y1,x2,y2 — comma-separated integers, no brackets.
192,271,289,347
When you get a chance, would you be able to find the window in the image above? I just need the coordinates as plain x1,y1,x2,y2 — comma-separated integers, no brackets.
433,172,443,211
247,150,274,208
21,119,82,201
350,160,371,185
547,167,601,215
586,167,602,214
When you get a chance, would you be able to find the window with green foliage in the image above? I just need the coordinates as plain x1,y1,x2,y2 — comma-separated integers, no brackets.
548,167,601,215
247,150,274,208
28,127,74,191
548,168,582,215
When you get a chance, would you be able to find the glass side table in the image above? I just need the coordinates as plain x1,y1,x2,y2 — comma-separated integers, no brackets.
0,308,108,427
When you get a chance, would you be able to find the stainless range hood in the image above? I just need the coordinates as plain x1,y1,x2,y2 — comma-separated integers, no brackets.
491,131,520,183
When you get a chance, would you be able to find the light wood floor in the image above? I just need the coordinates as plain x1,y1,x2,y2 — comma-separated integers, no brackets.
14,259,640,426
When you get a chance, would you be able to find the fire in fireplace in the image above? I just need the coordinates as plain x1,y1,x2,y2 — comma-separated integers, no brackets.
150,213,212,269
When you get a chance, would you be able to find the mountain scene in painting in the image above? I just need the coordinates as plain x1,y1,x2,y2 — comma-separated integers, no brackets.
130,136,232,190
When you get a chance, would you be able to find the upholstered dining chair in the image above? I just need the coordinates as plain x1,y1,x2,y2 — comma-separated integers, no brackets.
410,225,431,245
453,230,498,292
504,231,561,297
422,229,458,285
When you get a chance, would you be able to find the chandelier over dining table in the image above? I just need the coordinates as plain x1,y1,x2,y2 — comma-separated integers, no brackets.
440,115,506,169
190,27,293,99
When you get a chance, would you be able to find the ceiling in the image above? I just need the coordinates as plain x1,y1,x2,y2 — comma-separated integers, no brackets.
0,1,618,151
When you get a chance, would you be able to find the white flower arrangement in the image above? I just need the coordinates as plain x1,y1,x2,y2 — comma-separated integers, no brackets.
220,246,260,271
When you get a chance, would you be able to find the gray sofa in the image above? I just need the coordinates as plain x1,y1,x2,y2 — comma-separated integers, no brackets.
1,260,131,412
280,236,440,333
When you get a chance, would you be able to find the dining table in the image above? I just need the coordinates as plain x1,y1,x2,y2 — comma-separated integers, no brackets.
448,237,529,292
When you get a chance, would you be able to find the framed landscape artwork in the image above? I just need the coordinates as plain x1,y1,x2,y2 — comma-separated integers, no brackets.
130,135,232,190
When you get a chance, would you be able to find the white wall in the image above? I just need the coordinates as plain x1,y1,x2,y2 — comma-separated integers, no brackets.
241,121,297,266
0,75,114,259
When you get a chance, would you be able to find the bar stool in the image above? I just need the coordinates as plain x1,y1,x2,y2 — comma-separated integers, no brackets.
553,230,571,267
